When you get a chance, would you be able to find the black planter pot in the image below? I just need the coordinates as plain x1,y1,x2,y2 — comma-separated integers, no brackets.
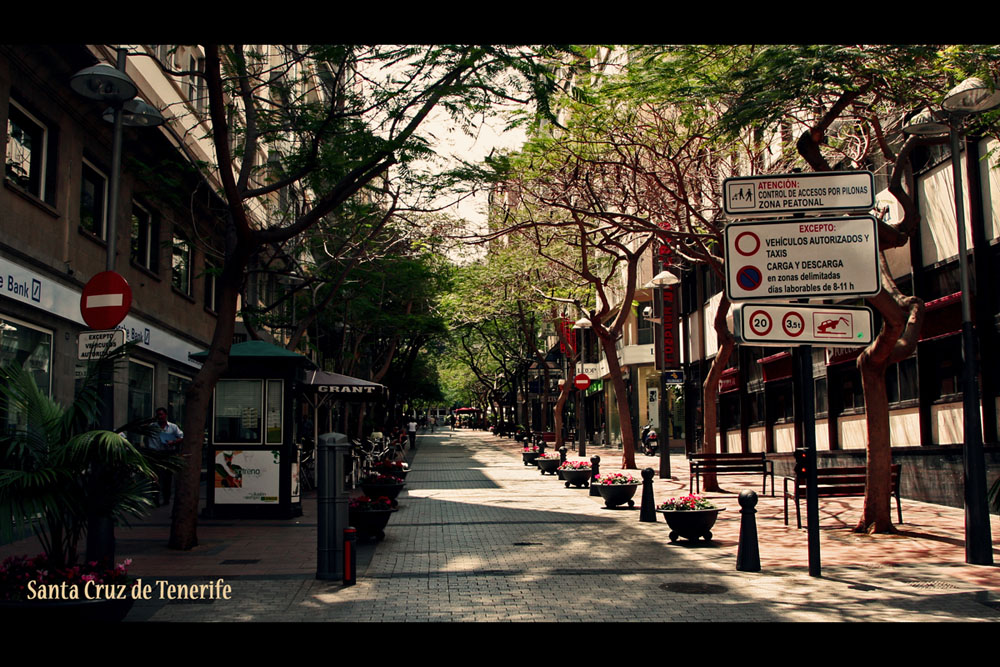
348,508,396,541
360,481,405,503
373,467,409,480
0,595,134,622
536,457,560,475
522,451,540,466
656,508,725,542
560,468,592,488
596,483,639,509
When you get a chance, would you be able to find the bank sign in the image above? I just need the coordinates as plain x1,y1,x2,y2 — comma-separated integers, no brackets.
724,216,880,301
723,171,875,218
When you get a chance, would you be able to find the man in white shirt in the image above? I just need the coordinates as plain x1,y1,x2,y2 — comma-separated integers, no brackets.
406,419,418,449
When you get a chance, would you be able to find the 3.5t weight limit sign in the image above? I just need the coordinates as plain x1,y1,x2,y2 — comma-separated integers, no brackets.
734,303,874,347
725,216,880,302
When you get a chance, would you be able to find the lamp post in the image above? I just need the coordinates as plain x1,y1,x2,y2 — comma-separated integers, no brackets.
72,47,164,273
646,268,681,480
904,77,999,565
573,317,592,456
71,48,166,566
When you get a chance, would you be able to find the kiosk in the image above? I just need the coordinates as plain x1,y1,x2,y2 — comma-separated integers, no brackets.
195,341,312,519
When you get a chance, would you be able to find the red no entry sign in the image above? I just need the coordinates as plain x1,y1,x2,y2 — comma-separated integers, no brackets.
80,271,132,330
574,373,591,390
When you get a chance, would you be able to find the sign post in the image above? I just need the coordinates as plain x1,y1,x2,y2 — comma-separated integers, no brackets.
723,170,881,579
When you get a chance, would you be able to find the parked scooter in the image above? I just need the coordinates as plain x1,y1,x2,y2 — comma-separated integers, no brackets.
640,422,658,456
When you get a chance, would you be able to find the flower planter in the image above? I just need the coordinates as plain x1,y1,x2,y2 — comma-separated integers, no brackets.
536,457,561,475
522,451,540,466
560,468,592,488
596,483,639,509
360,481,405,503
656,508,725,542
348,508,396,541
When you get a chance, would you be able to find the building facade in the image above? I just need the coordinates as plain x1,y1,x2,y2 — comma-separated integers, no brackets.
1,44,224,436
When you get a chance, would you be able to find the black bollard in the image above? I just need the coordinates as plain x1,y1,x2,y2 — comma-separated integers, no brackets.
639,467,657,522
589,455,601,496
558,446,567,464
736,489,761,572
537,435,546,457
343,527,357,585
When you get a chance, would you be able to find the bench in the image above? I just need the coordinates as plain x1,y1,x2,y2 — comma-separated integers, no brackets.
783,464,902,529
689,452,774,496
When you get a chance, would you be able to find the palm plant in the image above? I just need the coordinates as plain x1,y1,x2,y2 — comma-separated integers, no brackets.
0,350,158,569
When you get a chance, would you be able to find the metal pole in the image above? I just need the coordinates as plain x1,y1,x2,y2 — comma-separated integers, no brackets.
949,124,993,565
105,48,127,273
577,326,586,457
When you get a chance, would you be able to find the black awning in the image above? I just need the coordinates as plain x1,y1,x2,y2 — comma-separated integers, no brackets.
300,369,387,401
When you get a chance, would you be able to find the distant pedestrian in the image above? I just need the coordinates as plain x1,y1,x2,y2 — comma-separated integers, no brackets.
407,419,418,449
430,416,437,433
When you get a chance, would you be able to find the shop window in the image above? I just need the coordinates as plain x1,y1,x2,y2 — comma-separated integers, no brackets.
127,360,155,445
172,231,192,295
814,377,828,417
213,379,283,445
767,380,794,423
5,99,55,204
923,336,963,401
130,203,158,272
0,315,52,433
79,159,108,239
168,372,191,427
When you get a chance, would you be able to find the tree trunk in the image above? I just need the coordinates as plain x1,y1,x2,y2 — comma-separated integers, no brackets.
700,295,734,492
169,244,250,550
595,328,637,469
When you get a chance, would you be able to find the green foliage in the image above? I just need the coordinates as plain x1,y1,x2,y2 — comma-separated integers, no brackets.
0,347,159,567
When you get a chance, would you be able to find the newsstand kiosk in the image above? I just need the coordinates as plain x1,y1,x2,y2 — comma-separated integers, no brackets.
195,340,313,519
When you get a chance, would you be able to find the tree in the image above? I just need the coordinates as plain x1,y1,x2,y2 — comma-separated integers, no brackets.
642,44,1000,531
168,44,561,550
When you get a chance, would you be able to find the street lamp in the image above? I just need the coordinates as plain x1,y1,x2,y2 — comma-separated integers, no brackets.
72,48,164,273
904,76,999,565
646,267,682,480
572,316,592,456
71,49,166,565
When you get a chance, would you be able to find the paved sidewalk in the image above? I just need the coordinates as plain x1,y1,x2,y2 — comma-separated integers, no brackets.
4,428,1000,621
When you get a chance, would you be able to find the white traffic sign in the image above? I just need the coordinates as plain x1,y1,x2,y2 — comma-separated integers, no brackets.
78,328,125,360
725,216,880,301
724,171,875,219
734,303,874,347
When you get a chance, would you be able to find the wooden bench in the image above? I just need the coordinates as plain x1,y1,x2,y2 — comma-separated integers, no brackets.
783,464,902,529
689,452,774,496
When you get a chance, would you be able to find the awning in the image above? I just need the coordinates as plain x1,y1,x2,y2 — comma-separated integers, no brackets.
301,369,387,401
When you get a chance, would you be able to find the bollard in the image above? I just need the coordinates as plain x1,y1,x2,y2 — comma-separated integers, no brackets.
589,455,601,496
558,446,567,464
537,435,546,457
343,527,357,585
736,489,761,572
317,432,351,580
639,467,657,522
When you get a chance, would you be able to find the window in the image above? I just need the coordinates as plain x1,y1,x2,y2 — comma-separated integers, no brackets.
154,44,174,70
130,202,158,271
203,260,222,312
172,231,192,295
188,56,206,116
213,379,283,445
6,100,54,203
79,159,108,239
0,315,52,433
887,356,919,405
127,359,154,445
636,303,653,345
